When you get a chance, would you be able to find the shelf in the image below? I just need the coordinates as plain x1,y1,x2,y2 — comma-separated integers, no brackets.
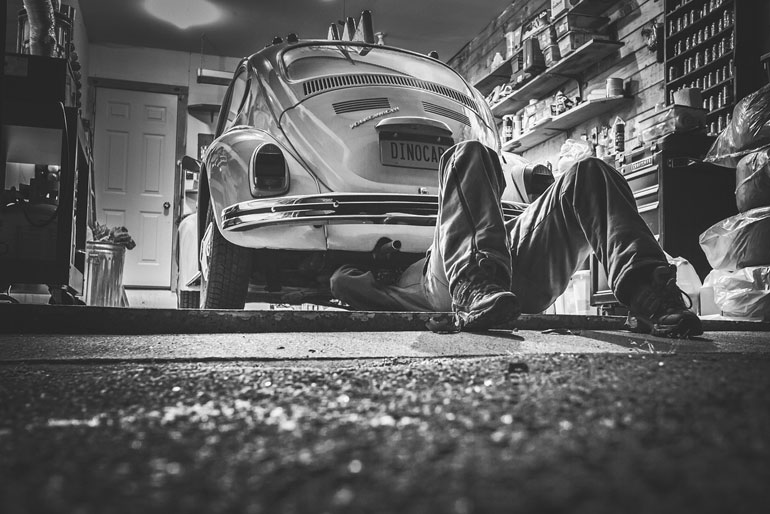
666,24,733,64
474,56,514,96
188,103,220,123
490,39,624,118
569,0,618,16
666,0,732,41
666,50,733,89
501,95,632,153
666,0,715,20
705,104,732,117
702,77,733,96
197,68,232,86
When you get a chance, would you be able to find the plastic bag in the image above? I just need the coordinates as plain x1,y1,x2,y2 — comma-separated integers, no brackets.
557,139,593,176
699,206,770,271
704,83,770,167
667,254,702,313
703,266,770,320
735,148,770,212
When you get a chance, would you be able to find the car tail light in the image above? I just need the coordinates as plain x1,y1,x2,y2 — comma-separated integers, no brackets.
249,143,289,197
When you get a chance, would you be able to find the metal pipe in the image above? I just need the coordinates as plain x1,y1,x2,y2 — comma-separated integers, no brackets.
23,0,56,57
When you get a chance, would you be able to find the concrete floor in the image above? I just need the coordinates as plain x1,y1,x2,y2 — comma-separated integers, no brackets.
1,306,769,513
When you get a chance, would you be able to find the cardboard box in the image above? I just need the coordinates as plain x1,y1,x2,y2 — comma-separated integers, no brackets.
556,30,598,58
551,0,569,18
543,44,562,67
553,13,609,39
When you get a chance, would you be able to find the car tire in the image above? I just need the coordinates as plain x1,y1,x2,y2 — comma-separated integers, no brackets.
177,290,200,309
200,204,251,309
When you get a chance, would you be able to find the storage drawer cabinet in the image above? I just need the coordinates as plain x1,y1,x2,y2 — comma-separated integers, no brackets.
591,132,737,307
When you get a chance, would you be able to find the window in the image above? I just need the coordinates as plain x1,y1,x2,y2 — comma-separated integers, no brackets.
222,67,249,131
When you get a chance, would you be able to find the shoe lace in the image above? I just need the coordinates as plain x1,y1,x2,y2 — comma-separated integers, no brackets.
453,266,507,306
657,273,693,313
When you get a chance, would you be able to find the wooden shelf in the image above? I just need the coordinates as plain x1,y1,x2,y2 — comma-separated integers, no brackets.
490,39,624,118
569,0,618,16
667,24,734,64
666,51,733,90
188,103,220,123
501,95,632,153
473,56,514,96
666,0,733,41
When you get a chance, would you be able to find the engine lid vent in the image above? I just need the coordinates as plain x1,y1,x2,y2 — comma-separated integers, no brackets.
422,102,470,127
333,97,391,114
303,73,479,115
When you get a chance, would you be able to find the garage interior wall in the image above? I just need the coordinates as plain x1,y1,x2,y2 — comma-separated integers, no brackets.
449,0,667,165
87,43,240,160
448,0,770,165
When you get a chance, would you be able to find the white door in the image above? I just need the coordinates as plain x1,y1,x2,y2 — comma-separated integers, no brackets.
93,88,178,288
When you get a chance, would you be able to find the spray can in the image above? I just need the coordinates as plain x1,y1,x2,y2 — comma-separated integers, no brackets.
613,117,625,154
502,115,514,142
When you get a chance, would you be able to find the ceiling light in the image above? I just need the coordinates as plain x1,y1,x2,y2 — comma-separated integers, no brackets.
144,0,222,30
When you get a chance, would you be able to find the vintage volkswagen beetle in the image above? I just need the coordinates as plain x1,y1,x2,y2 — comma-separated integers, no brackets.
179,14,549,309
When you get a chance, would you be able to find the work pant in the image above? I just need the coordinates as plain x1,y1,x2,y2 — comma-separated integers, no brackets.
330,140,668,313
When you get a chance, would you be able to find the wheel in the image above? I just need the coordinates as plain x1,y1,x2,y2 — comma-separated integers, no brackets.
199,204,251,309
177,289,200,309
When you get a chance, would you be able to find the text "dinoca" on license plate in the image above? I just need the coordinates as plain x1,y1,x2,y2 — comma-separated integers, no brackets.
381,141,448,170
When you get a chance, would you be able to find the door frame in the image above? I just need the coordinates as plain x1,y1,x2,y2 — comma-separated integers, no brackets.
89,78,189,290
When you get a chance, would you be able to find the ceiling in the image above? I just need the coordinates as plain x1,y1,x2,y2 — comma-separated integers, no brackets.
77,0,514,63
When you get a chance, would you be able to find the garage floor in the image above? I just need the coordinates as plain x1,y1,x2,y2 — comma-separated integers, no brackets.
1,306,769,513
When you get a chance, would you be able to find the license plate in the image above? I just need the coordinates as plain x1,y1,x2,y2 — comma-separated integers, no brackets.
380,139,450,170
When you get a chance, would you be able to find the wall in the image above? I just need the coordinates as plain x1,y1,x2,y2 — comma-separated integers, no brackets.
88,43,240,160
448,0,666,166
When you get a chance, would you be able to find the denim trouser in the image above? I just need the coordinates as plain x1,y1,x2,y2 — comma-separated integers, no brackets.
330,141,668,313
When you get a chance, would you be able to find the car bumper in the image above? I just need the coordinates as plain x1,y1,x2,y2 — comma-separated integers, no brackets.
221,193,526,231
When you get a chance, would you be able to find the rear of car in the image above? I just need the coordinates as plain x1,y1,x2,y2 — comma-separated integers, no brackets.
194,39,528,308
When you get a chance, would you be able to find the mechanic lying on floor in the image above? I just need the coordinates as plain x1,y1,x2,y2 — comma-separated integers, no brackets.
330,140,702,338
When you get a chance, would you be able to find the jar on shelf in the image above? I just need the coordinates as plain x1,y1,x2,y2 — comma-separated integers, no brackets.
668,66,678,81
723,8,733,27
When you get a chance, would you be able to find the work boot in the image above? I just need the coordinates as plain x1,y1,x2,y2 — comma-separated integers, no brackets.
452,262,520,330
625,264,703,338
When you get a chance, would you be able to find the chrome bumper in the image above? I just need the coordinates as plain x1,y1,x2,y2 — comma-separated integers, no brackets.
222,193,527,232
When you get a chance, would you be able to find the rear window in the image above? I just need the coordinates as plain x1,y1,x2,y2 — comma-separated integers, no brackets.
281,43,471,95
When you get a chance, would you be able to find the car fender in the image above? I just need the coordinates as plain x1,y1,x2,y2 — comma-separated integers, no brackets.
176,214,199,292
204,128,323,247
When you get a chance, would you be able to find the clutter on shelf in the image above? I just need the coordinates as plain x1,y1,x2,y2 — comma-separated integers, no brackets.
474,0,622,113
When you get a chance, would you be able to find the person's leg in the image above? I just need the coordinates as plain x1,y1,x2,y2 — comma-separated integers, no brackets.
507,157,701,337
422,140,520,328
330,258,434,311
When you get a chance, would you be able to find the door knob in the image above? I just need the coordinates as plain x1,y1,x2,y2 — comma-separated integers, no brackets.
163,201,171,210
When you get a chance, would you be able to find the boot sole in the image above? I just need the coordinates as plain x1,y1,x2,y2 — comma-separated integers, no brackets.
458,292,521,330
634,314,704,338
